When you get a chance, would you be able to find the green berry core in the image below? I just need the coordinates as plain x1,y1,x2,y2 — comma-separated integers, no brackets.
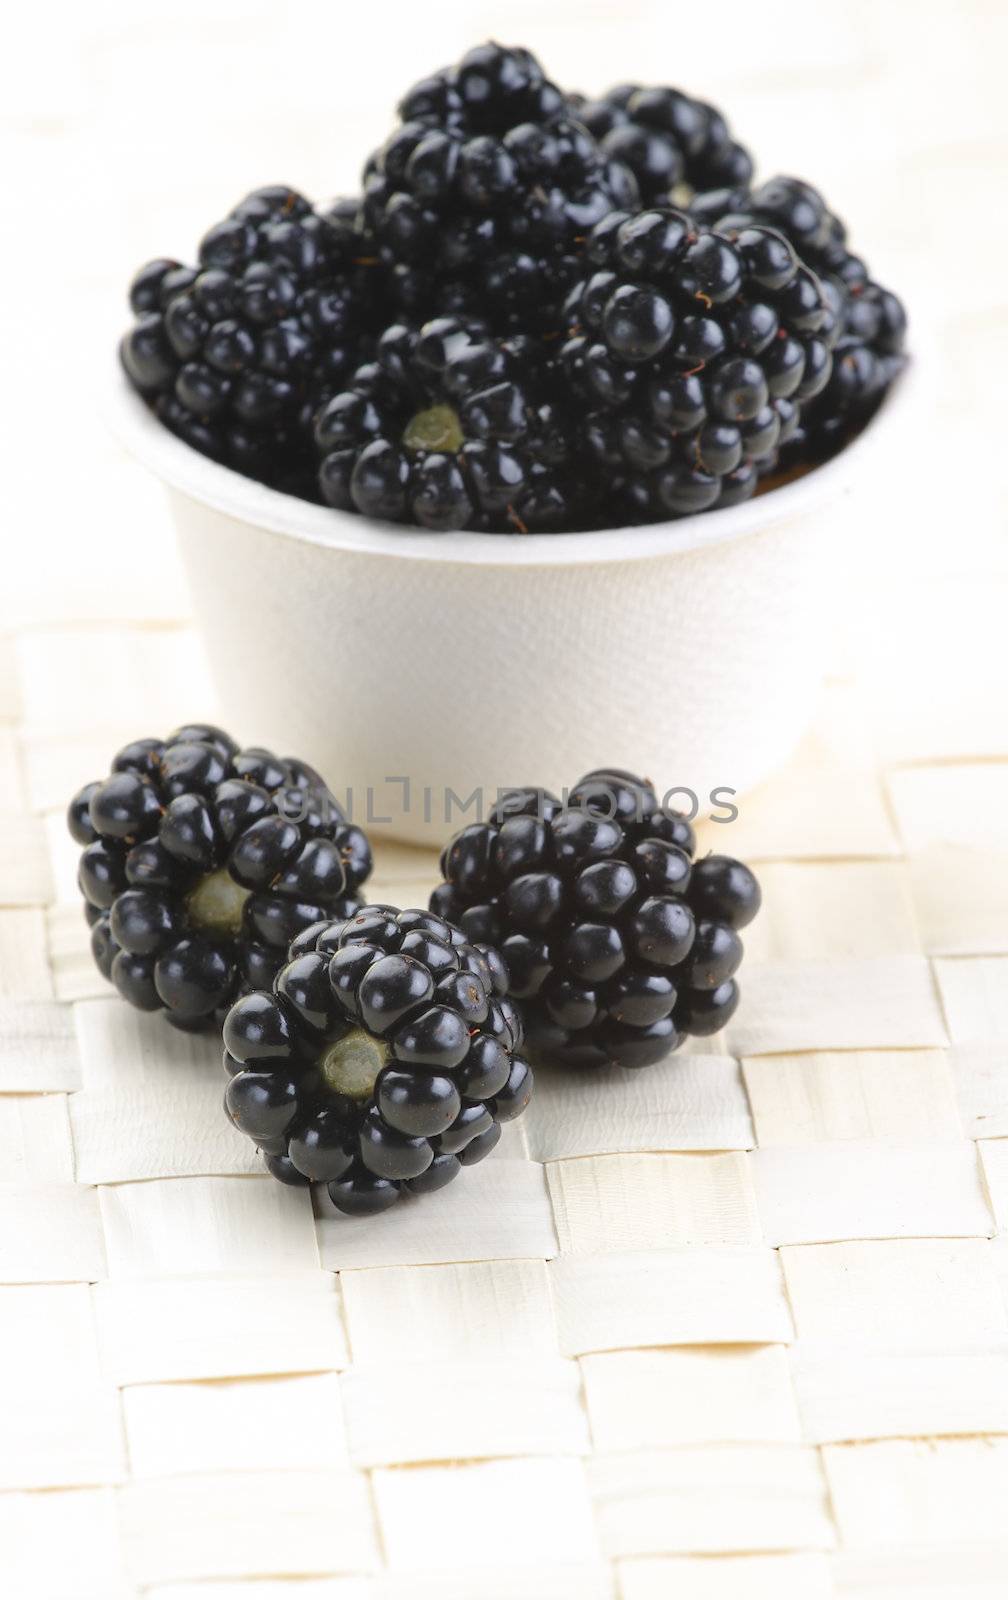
185,868,251,938
320,1029,391,1100
403,405,464,455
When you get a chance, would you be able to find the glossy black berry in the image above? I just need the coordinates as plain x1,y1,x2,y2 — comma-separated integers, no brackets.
328,1170,401,1216
573,82,752,205
68,726,371,1029
120,187,379,495
223,905,533,1216
679,919,744,989
287,1108,355,1181
602,285,674,360
687,855,762,929
690,174,907,467
315,317,582,530
362,43,638,328
674,978,740,1035
563,207,836,522
630,895,695,967
431,769,759,1069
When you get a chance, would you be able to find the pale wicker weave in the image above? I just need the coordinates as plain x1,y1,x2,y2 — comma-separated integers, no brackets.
5,4,1008,1594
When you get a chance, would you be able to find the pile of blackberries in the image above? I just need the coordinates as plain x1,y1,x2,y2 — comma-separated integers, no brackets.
120,42,907,532
69,737,760,1218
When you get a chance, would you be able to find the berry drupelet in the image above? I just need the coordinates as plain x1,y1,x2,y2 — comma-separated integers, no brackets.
67,725,372,1030
222,905,532,1215
430,769,761,1070
314,315,580,531
690,176,907,462
561,207,837,521
120,186,378,495
360,42,639,326
572,83,753,206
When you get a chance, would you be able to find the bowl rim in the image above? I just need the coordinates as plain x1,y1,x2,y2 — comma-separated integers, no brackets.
105,354,912,569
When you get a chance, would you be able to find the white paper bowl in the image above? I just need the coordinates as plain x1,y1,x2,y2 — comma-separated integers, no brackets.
108,363,911,845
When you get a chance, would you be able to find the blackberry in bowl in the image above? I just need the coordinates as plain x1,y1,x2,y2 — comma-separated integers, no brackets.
561,206,837,519
222,905,532,1214
689,175,907,466
430,770,760,1069
361,41,639,325
119,186,378,494
572,82,752,204
314,316,579,530
67,725,372,1028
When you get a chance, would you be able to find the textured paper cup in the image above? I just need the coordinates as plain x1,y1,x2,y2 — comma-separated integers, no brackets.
109,363,911,845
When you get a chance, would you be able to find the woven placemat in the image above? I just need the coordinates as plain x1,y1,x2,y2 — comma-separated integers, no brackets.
5,534,1008,1597
6,6,1008,1595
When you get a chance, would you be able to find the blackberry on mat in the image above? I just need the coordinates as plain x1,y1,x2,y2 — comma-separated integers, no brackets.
690,176,907,461
430,769,760,1070
573,83,752,205
562,207,837,521
68,724,371,1029
361,42,639,325
315,315,579,531
120,186,377,495
222,905,532,1215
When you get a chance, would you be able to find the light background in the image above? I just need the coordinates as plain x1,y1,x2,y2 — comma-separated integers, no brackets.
3,2,1008,1596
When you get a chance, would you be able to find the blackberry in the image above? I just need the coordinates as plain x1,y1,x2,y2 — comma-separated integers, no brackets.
314,316,581,531
562,208,836,521
430,770,760,1070
398,42,566,131
67,725,371,1030
572,83,753,205
690,176,907,463
361,42,639,327
222,905,532,1214
120,187,378,495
